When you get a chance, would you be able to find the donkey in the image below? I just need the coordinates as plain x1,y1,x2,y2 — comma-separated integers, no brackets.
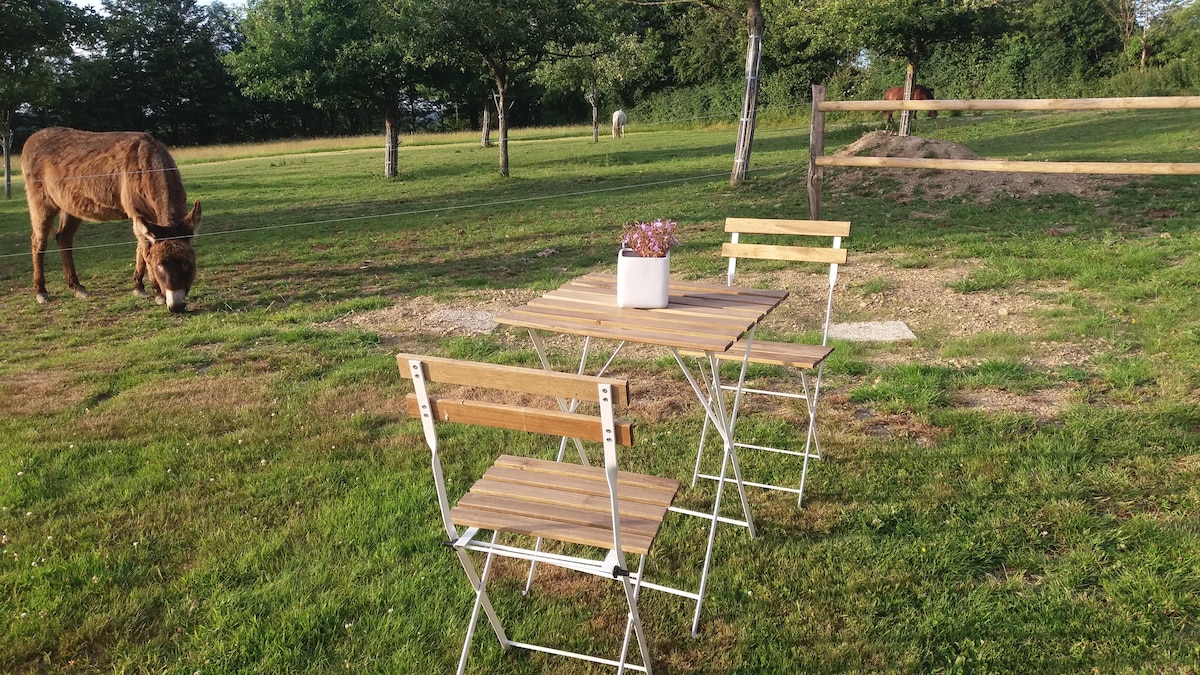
612,109,627,138
22,127,200,313
883,85,938,128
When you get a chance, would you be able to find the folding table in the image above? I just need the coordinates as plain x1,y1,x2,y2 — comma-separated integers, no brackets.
494,272,788,635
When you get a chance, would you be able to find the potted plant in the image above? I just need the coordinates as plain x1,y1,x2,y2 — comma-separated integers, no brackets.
617,218,678,308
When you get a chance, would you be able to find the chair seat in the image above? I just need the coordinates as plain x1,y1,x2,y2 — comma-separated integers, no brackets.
451,455,680,556
683,340,834,369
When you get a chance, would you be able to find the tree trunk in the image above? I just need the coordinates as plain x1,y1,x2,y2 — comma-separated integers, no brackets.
1140,23,1149,69
2,119,12,200
384,99,400,178
588,90,599,143
899,63,915,137
730,0,764,185
480,104,491,147
495,88,509,177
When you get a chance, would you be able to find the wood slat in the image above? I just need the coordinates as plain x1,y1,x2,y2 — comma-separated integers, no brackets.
480,465,675,506
450,504,656,555
680,340,834,369
723,242,847,265
396,353,629,405
456,492,666,539
405,396,634,446
817,95,1200,113
815,155,1200,176
495,455,680,493
469,478,673,522
527,297,751,332
726,217,851,237
493,310,737,353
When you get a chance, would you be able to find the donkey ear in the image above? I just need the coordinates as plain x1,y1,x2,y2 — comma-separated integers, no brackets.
133,218,156,243
184,200,201,233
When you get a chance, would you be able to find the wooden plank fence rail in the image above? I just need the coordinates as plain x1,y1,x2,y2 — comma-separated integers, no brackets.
818,96,1200,113
806,87,1200,219
815,157,1200,176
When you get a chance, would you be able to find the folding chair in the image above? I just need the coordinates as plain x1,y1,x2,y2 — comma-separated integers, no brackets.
684,218,849,506
398,353,680,674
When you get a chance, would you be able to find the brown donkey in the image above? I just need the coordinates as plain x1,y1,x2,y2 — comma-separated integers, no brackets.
22,127,200,313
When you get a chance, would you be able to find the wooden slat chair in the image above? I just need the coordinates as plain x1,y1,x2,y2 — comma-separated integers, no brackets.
398,353,680,675
682,217,849,506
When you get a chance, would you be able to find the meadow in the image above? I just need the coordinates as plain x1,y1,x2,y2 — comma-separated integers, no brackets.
1,110,1199,673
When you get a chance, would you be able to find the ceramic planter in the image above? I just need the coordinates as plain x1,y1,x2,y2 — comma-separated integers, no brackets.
616,248,670,308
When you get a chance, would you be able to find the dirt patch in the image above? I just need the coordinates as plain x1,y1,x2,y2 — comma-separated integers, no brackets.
316,288,539,338
0,370,91,416
828,131,1145,202
954,386,1078,422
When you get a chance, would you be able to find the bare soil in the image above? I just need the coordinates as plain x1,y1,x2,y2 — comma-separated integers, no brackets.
321,132,1132,424
827,131,1145,202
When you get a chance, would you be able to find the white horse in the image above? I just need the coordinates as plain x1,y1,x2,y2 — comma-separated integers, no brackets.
612,109,627,138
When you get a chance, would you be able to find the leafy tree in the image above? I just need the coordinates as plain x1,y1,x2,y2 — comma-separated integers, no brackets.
0,0,75,198
1103,0,1184,69
535,34,657,142
405,0,591,177
228,0,422,177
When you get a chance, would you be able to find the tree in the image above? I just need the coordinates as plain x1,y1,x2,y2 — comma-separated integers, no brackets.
1103,0,1183,69
535,34,657,142
0,0,75,198
407,0,591,177
228,0,422,177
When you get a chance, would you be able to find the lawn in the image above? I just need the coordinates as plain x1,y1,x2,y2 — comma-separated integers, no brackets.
1,110,1198,673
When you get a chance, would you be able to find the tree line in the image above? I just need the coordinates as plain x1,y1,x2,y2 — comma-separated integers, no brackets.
3,0,1199,187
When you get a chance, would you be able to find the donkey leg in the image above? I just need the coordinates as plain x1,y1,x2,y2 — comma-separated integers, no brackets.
30,205,58,304
132,235,153,299
55,214,89,299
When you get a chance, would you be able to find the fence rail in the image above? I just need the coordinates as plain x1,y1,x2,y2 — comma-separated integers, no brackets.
806,86,1200,219
818,96,1200,113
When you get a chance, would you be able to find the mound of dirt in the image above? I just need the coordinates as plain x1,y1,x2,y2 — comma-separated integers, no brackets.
827,131,1144,202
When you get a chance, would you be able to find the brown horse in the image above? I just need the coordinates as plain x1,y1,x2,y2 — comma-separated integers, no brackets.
883,85,938,127
22,127,200,313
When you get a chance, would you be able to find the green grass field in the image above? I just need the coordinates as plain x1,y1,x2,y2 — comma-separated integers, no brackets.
2,110,1199,673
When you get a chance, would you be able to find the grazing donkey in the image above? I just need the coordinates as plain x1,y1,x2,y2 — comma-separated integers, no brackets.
612,109,627,138
22,127,200,313
883,85,938,128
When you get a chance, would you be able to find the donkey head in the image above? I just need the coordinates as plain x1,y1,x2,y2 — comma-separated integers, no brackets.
135,200,200,313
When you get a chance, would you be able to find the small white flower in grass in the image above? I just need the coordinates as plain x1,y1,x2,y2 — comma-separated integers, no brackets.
133,541,138,547
20,612,27,619
387,608,393,614
344,622,353,629
16,472,23,476
260,459,267,466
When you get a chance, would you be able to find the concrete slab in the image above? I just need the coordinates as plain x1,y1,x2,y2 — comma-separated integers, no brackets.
828,320,917,342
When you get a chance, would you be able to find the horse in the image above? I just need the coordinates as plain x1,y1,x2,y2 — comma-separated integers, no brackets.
612,109,627,138
21,127,201,313
883,85,938,127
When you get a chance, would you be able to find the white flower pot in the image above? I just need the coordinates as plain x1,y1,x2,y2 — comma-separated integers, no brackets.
616,248,670,308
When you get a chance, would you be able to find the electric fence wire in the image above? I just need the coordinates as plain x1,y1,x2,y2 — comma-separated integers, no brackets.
0,157,809,261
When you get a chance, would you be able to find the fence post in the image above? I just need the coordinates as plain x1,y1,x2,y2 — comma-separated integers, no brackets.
807,84,826,221
899,63,915,137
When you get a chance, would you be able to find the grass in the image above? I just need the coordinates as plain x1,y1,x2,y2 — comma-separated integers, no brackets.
2,110,1199,673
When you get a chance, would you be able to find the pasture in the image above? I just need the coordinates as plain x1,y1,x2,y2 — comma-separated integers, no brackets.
2,111,1199,673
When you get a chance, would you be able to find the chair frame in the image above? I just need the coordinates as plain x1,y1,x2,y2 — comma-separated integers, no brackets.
399,353,677,674
691,217,849,506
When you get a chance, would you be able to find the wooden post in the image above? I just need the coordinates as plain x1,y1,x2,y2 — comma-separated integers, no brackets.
480,104,491,148
807,84,826,221
899,63,915,137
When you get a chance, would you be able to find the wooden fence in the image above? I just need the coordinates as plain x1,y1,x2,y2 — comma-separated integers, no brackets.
805,85,1200,219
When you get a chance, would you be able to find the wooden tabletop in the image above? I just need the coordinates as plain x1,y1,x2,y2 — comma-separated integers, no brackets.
494,273,789,353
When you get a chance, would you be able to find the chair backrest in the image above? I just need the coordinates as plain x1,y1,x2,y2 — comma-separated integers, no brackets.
396,353,634,553
723,217,851,345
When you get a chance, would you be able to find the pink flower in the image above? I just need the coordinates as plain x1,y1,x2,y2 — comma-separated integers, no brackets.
620,219,679,258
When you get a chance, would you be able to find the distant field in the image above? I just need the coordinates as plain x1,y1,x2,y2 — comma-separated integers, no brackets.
1,110,1198,673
